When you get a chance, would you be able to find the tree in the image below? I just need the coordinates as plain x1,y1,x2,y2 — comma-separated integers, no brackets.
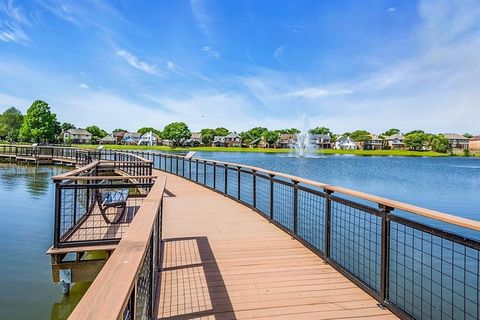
350,130,371,142
404,132,428,151
137,127,162,137
200,128,216,146
0,107,23,142
405,130,425,136
162,122,191,146
86,125,108,143
214,127,229,136
61,122,76,131
464,133,473,139
276,128,300,134
113,128,127,133
383,128,400,136
263,130,280,146
428,134,451,153
19,100,59,143
309,126,332,136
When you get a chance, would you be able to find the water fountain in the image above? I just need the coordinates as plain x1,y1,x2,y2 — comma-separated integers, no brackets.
291,115,317,157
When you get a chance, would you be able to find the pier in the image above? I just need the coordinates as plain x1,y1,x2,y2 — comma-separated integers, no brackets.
1,145,479,320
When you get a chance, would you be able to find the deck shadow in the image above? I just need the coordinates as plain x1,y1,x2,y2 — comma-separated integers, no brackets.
156,236,236,320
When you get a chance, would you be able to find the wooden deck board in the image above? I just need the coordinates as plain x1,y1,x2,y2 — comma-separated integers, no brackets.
156,173,396,320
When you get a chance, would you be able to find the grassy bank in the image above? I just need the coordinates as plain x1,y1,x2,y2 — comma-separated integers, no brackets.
74,144,458,157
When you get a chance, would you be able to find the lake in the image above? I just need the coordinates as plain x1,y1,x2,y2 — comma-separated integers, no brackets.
0,153,479,319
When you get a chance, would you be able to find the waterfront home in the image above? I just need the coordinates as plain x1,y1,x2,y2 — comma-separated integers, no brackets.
364,134,383,150
212,136,226,147
99,134,115,145
63,128,92,144
334,136,357,150
161,139,171,146
138,131,159,146
311,134,332,149
113,131,126,144
225,132,242,147
443,133,469,149
469,135,480,150
385,133,405,149
122,132,142,145
278,133,297,148
190,132,202,146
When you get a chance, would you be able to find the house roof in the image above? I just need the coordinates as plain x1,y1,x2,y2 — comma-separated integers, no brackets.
140,131,159,139
442,133,468,140
191,132,201,139
114,131,126,138
469,135,480,141
279,133,297,141
123,132,141,139
386,133,404,140
336,136,355,144
213,136,225,141
369,134,382,140
225,132,240,139
99,134,115,142
65,128,92,135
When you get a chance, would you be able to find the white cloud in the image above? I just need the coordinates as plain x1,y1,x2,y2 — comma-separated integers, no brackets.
201,46,219,58
287,88,353,99
387,7,396,12
191,0,212,36
274,46,285,63
0,0,31,45
79,83,89,89
116,50,160,75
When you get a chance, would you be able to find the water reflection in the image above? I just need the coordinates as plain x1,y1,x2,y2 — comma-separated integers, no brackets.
51,282,91,320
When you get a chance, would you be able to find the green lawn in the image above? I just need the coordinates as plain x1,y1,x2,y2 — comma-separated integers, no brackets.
74,144,455,157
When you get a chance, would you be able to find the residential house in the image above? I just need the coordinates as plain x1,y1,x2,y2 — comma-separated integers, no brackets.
99,134,115,145
334,136,357,150
469,136,480,150
113,131,126,144
278,134,297,148
225,132,242,147
385,133,405,149
184,132,202,147
63,129,92,144
442,133,469,149
364,134,383,150
311,134,331,149
212,136,226,147
122,132,142,145
138,131,159,146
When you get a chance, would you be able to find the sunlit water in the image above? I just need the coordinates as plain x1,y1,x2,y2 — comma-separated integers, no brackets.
0,163,90,320
1,154,479,318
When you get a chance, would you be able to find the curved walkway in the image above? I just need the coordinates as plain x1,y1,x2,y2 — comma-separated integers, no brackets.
156,172,396,320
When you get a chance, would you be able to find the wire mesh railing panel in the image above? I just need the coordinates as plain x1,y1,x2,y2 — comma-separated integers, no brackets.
272,181,293,231
205,163,214,188
226,168,238,198
239,171,254,206
330,198,382,293
255,174,271,217
135,239,153,320
389,221,480,320
214,164,225,193
297,188,326,252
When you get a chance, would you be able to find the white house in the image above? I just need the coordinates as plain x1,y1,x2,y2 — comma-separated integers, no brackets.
334,136,357,150
63,129,92,144
138,131,158,146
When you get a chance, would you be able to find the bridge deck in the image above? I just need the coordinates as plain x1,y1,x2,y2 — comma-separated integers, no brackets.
156,173,396,320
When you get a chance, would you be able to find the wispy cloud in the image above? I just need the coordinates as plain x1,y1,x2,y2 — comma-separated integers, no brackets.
387,7,396,12
79,83,89,89
201,46,219,58
274,46,285,63
116,50,160,75
287,88,353,99
0,0,31,45
191,0,212,36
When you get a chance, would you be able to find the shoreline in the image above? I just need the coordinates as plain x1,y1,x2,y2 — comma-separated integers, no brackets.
72,144,479,157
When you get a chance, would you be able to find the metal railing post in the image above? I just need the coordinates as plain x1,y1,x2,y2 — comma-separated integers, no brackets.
189,159,192,180
252,170,257,208
224,165,228,194
379,204,393,307
269,174,274,221
237,166,241,200
293,180,298,237
196,159,199,182
213,162,216,189
324,189,333,260
203,161,207,185
176,157,179,175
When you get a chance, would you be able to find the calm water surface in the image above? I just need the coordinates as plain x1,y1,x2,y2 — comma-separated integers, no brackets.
0,163,90,320
1,154,479,318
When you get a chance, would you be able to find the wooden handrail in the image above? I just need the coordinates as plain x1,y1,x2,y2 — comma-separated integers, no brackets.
113,150,153,164
52,161,100,180
164,153,480,232
61,175,157,181
68,172,166,320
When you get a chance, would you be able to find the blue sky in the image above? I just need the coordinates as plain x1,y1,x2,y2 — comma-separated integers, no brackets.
0,0,479,134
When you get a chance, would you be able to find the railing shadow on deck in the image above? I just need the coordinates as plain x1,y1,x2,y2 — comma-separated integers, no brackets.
156,237,235,320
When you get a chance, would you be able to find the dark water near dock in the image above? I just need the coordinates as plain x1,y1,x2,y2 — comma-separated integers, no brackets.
0,163,90,320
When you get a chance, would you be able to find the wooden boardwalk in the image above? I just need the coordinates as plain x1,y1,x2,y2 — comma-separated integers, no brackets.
156,173,396,320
